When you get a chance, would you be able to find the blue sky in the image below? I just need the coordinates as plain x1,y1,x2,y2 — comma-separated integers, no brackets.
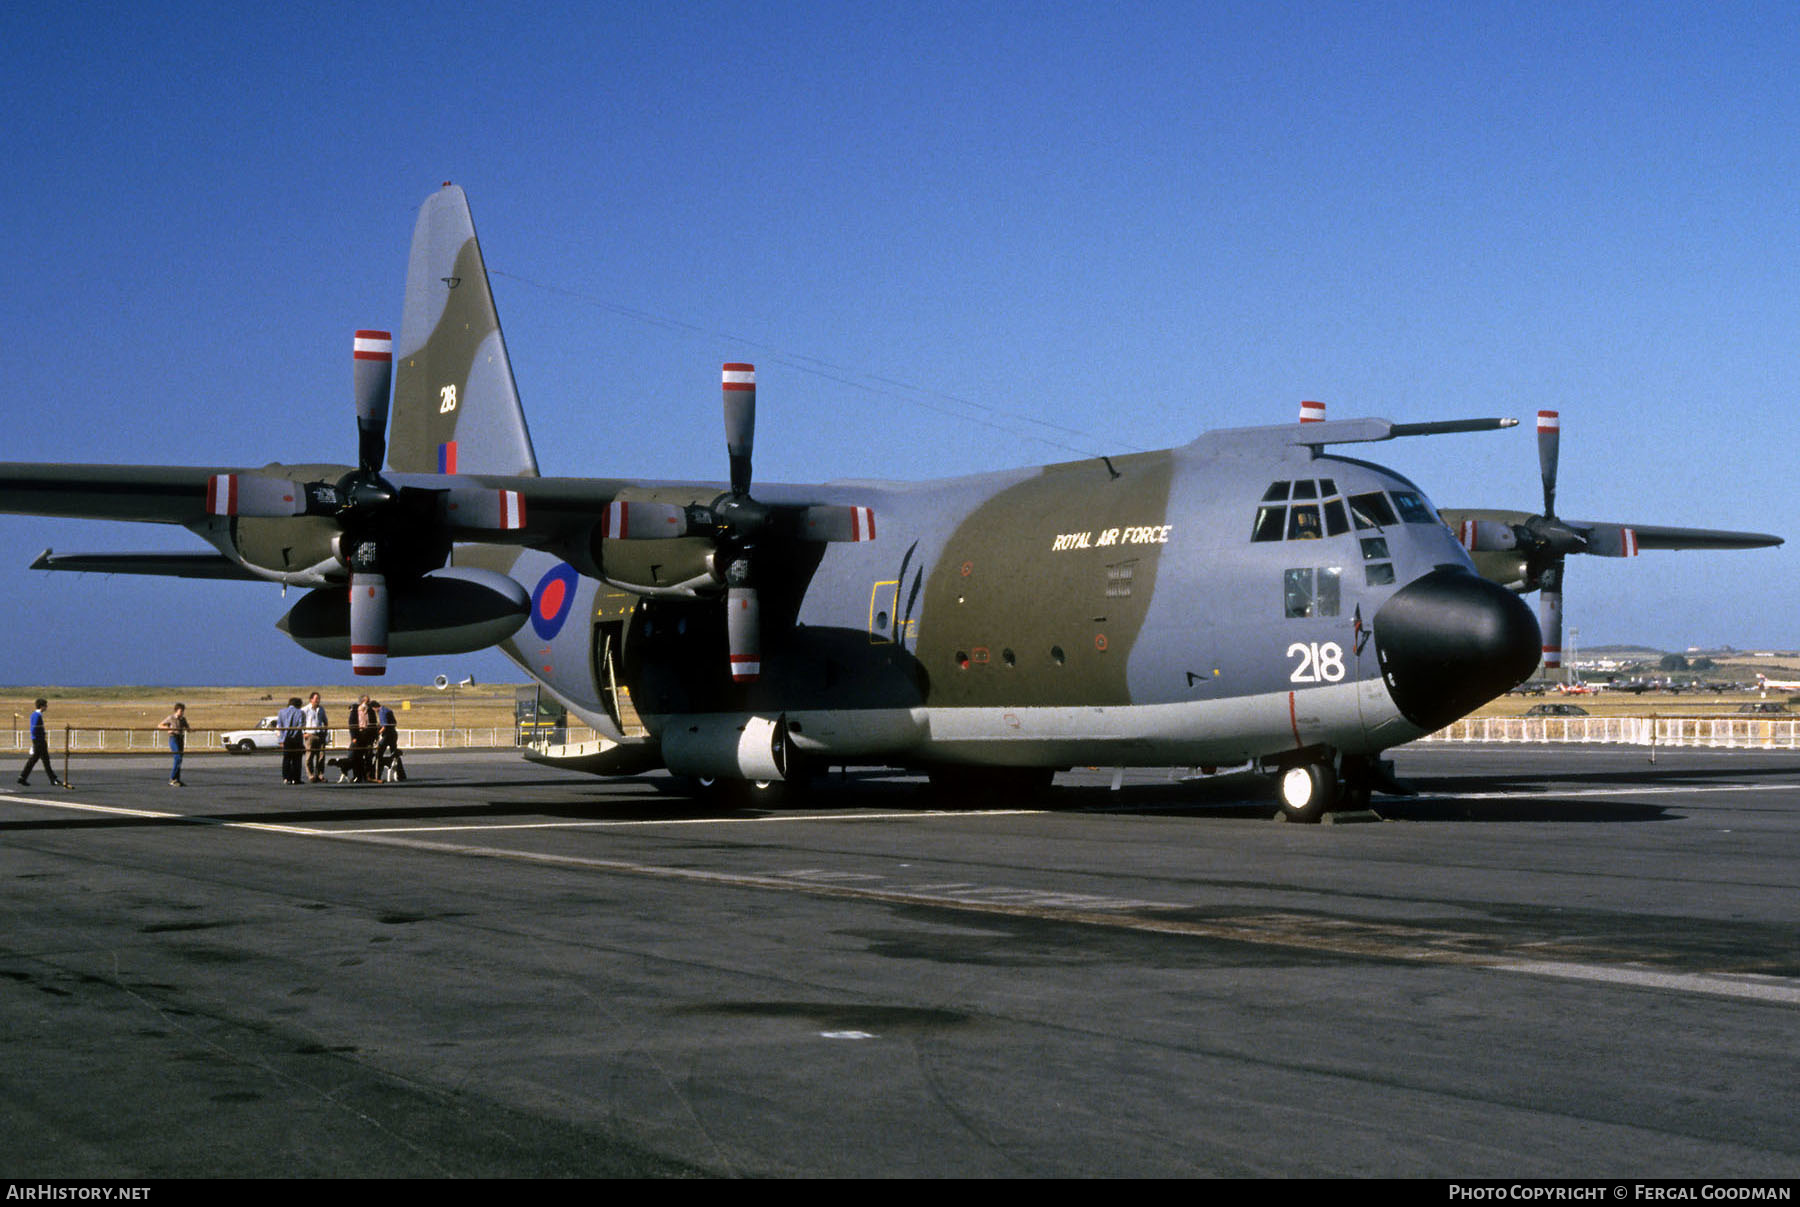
1,0,1794,685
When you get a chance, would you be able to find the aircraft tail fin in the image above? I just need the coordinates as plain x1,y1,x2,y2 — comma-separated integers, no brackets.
389,184,539,477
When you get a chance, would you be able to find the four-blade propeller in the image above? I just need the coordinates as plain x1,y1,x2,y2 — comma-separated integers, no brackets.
1452,409,1780,670
204,331,525,674
600,364,875,683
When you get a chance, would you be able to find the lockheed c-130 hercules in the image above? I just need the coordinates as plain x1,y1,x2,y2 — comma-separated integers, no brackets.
0,186,1781,820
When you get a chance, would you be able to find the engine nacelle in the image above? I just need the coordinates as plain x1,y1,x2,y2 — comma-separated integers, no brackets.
278,566,529,660
594,487,720,596
659,713,788,782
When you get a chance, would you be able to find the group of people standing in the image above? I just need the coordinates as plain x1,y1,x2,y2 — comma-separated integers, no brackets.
276,692,402,784
16,693,407,790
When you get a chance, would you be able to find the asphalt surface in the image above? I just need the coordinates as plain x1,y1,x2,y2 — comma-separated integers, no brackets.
2,744,1796,1177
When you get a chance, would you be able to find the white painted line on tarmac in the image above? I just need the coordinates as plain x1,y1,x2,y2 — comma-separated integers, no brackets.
7,790,1797,1009
1414,783,1796,801
323,809,1042,835
1496,961,1800,1005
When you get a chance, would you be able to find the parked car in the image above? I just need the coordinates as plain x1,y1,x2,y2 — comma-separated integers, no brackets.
1524,703,1588,717
220,715,283,753
1736,702,1791,715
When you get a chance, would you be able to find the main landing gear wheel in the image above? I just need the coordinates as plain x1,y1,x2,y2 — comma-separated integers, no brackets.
670,767,813,807
1277,763,1335,823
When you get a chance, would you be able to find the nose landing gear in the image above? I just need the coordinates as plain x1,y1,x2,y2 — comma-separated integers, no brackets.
1272,753,1391,822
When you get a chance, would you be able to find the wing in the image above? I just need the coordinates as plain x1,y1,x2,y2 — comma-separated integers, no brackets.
1441,508,1783,556
0,464,227,523
1564,520,1783,552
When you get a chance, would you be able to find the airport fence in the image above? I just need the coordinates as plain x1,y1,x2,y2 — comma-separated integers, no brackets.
6,718,1795,755
1422,715,1800,749
0,726,602,755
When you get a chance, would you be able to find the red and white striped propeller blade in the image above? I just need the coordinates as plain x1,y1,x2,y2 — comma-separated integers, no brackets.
1538,588,1563,672
350,572,389,677
726,585,760,683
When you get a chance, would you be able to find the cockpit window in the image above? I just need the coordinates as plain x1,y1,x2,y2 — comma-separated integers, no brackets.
1323,498,1349,536
1390,490,1437,524
1287,505,1322,540
1253,506,1286,542
1256,480,1350,543
1348,491,1398,530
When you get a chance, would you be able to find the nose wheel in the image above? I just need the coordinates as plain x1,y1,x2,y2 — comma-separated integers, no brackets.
1276,763,1336,823
1275,755,1380,822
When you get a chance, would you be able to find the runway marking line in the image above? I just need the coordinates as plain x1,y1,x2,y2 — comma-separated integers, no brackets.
6,789,1798,1008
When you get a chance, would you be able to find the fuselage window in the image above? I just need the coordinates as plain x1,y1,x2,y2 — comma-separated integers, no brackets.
1390,489,1436,524
1317,566,1341,615
1287,505,1322,540
1349,492,1398,530
1360,536,1389,561
1283,568,1312,617
1365,563,1396,586
1284,566,1343,618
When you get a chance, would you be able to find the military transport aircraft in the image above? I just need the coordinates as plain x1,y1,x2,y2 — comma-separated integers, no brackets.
0,186,1782,820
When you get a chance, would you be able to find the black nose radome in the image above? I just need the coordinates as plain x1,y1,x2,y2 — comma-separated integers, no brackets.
1373,567,1541,732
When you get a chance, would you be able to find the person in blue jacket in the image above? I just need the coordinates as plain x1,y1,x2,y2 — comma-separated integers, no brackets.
277,696,307,785
18,698,60,788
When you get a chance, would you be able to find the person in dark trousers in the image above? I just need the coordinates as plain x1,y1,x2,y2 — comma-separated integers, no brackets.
158,702,190,786
374,700,404,781
347,695,377,782
18,698,60,787
303,691,329,783
277,696,306,785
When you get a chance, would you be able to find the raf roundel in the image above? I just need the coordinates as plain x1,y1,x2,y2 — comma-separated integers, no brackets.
530,562,580,641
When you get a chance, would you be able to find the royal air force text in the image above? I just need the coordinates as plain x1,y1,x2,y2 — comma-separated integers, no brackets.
1050,525,1173,552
